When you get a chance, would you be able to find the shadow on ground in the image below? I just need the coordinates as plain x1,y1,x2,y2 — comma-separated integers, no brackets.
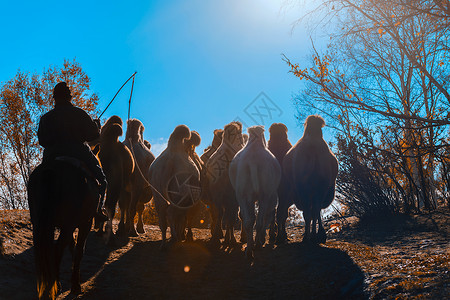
0,231,123,300
80,240,366,300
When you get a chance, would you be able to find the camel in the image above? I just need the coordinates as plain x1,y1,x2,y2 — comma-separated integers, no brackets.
183,130,205,241
148,125,201,248
283,115,338,243
205,121,245,245
123,119,155,235
96,116,134,243
229,126,281,259
268,123,293,244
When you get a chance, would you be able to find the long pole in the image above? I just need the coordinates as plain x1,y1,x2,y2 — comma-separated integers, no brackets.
99,71,137,118
127,74,136,121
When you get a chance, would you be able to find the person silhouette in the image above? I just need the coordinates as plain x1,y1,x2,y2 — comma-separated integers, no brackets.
37,81,108,221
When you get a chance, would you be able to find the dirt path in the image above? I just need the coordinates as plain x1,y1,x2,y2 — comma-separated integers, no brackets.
0,210,448,299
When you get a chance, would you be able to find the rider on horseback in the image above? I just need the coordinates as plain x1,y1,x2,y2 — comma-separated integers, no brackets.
37,82,109,222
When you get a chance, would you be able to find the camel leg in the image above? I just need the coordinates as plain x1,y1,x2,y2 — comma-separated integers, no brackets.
268,212,277,244
119,190,131,235
117,207,126,236
223,201,238,246
70,222,90,295
210,203,223,244
240,198,255,260
302,209,311,243
254,208,265,250
104,197,117,245
136,202,145,234
156,202,168,249
185,205,195,242
116,189,128,236
276,187,292,244
239,211,247,243
127,194,139,237
256,193,277,249
317,211,326,244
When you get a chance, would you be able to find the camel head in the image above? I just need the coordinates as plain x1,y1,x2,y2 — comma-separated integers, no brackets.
100,115,123,142
269,123,288,140
184,130,201,153
223,122,244,150
211,129,224,149
242,133,249,145
126,119,144,143
168,125,191,150
247,125,266,147
303,115,325,138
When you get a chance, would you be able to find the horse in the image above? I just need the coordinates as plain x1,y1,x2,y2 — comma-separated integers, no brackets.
28,157,98,299
283,115,338,243
229,126,281,259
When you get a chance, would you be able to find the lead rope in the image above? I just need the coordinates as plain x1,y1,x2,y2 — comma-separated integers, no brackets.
127,138,195,210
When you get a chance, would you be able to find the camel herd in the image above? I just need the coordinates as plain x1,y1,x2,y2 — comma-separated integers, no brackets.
93,115,338,257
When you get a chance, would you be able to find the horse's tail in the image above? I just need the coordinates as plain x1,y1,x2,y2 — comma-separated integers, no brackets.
32,169,58,300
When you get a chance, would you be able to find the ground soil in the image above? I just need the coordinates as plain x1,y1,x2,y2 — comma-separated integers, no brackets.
0,209,448,299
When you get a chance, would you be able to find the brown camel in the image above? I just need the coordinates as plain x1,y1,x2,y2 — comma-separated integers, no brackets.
123,119,155,236
96,116,134,243
205,121,245,245
268,123,293,244
182,131,205,241
283,115,338,243
148,125,201,248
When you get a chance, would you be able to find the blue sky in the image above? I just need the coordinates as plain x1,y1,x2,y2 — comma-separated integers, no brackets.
1,0,327,155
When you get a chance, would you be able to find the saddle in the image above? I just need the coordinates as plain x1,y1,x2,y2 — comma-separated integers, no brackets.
52,156,100,188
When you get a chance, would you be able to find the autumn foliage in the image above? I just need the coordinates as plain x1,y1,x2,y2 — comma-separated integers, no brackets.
0,59,99,209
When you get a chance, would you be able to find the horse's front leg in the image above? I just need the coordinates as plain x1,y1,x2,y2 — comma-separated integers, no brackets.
70,223,90,295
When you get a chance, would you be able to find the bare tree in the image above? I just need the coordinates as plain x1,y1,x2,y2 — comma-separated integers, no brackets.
285,0,449,214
